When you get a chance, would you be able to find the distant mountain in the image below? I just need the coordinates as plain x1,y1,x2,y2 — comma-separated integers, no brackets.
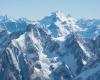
76,18,100,39
0,15,32,32
0,11,100,80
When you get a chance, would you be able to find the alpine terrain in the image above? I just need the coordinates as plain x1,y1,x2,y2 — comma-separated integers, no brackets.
0,11,100,80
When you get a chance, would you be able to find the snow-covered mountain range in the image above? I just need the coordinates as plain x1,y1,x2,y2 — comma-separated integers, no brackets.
0,11,100,80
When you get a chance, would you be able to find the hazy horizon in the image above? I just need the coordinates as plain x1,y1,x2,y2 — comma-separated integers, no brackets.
0,0,100,20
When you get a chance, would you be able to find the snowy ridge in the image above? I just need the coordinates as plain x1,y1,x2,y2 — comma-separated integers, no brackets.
0,11,100,80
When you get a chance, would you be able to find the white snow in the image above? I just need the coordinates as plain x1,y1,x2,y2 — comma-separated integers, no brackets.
13,33,26,50
77,40,91,58
54,11,68,22
6,48,20,71
52,36,66,41
82,59,87,65
55,20,70,36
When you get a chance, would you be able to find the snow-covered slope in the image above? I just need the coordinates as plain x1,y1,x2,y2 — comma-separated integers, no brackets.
39,11,83,37
0,15,32,32
0,11,100,80
77,19,100,39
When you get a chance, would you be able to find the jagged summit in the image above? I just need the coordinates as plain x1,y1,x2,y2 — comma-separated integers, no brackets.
51,11,68,22
0,11,100,39
40,11,71,26
39,11,83,37
0,11,100,80
39,11,71,37
67,14,72,18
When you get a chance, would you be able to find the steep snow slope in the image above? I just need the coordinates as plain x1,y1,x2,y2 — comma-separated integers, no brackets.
0,11,100,80
0,15,31,32
39,11,83,37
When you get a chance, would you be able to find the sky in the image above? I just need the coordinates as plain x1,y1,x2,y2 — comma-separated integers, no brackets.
0,0,100,20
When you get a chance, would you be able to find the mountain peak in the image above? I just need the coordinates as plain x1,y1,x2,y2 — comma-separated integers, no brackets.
67,14,72,18
40,11,67,26
51,11,67,22
51,11,64,16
